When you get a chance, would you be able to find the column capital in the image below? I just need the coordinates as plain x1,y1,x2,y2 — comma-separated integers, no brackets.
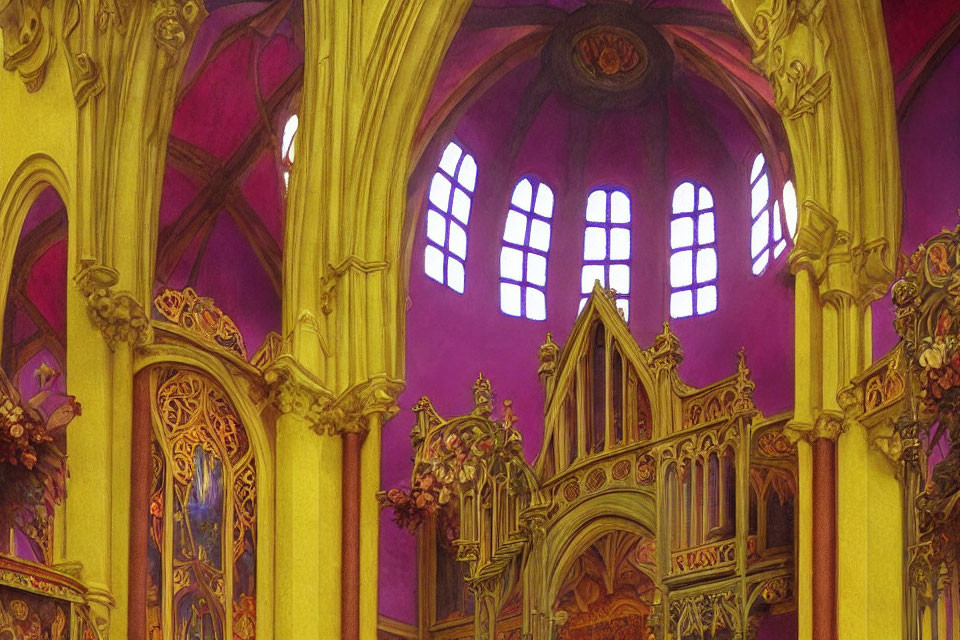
74,262,153,350
805,410,845,442
263,354,333,427
316,376,404,437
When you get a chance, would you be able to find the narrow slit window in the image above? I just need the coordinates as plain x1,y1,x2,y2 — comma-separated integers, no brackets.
424,141,477,293
281,114,299,192
750,154,797,275
499,177,554,320
670,181,718,318
579,187,631,319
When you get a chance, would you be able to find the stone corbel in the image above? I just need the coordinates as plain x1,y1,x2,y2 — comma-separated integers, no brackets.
262,353,333,427
0,0,56,92
315,376,404,437
852,238,894,305
74,262,153,350
788,199,836,281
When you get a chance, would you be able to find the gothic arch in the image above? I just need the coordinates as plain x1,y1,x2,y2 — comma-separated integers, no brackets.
134,344,276,640
529,490,658,626
0,155,71,348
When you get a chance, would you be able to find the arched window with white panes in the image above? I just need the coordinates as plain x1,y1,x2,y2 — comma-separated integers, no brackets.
500,177,554,320
580,188,631,319
424,141,478,293
670,181,718,318
281,114,298,191
750,154,798,274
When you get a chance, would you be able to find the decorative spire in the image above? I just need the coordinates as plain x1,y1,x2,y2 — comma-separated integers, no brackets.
538,332,560,385
473,373,493,418
733,347,756,414
647,321,683,372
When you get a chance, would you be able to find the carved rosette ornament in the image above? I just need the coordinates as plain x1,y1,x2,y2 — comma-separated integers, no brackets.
0,0,56,92
74,263,153,349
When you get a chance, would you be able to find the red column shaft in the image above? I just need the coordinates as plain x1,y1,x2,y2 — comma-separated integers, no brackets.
811,436,837,640
342,431,362,640
128,370,152,640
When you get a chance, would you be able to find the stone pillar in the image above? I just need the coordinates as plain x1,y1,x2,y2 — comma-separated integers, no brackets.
264,356,341,640
721,1,902,636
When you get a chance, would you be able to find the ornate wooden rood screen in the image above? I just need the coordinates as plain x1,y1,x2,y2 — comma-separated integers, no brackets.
382,284,798,640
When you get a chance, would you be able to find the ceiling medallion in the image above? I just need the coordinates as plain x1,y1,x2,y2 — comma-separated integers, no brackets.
573,27,648,87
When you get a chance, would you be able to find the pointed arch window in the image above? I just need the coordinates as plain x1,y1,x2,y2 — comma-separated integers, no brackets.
424,141,477,293
670,181,718,318
580,188,631,319
281,114,298,191
750,154,799,275
499,177,554,320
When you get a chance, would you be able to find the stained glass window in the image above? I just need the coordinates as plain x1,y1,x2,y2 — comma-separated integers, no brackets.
281,114,298,192
670,181,718,318
424,141,477,293
146,367,257,640
499,177,554,320
580,188,631,319
749,154,798,275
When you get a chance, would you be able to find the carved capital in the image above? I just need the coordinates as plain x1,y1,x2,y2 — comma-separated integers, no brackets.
316,376,404,436
807,411,845,441
262,354,333,427
750,0,831,120
74,262,153,349
0,0,56,92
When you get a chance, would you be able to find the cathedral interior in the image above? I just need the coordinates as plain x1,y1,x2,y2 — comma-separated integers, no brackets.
0,0,958,639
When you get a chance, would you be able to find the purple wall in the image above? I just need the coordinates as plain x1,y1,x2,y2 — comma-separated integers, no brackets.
380,36,795,623
873,41,960,357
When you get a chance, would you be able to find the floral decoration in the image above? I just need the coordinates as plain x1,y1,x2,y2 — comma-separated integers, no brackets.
0,365,80,561
381,378,526,545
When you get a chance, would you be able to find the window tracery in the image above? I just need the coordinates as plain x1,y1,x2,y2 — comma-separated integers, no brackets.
670,181,718,318
424,141,477,294
750,155,798,275
146,367,258,640
499,177,553,320
580,188,631,319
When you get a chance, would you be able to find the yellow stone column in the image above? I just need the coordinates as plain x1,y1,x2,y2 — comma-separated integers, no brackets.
286,3,470,637
264,355,342,640
57,4,202,638
721,1,903,636
68,264,153,639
